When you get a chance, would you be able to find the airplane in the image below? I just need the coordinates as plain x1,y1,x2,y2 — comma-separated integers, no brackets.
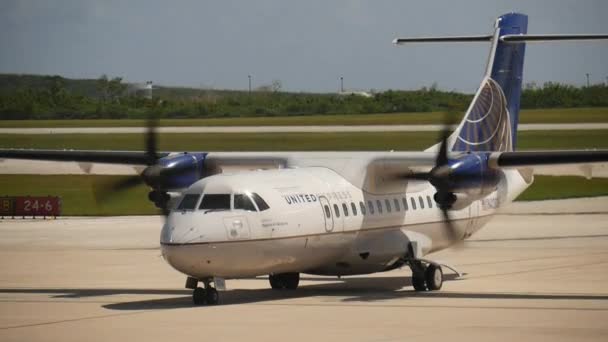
2,13,608,306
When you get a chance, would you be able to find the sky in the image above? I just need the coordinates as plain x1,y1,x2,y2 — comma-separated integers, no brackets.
1,0,607,93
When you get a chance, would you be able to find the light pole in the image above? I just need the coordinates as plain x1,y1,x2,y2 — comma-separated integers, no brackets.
248,75,252,94
586,73,590,87
340,76,344,93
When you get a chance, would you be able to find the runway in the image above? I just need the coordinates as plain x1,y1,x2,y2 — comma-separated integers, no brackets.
0,197,607,341
1,123,607,134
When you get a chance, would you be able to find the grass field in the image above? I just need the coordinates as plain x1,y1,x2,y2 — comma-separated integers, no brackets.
517,176,608,201
1,130,607,151
1,107,607,128
0,174,605,216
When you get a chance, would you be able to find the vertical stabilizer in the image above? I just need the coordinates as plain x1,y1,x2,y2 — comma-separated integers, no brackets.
451,13,528,152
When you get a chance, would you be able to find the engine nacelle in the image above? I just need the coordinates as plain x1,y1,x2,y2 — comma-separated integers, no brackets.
446,153,500,195
143,152,207,192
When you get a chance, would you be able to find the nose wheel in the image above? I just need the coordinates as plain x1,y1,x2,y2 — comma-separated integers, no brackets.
187,277,220,306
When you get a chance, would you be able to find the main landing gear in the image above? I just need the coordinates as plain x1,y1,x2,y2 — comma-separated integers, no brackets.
186,277,220,305
269,272,300,290
409,260,443,292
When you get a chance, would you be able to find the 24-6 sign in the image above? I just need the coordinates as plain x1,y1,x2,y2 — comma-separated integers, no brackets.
14,197,61,217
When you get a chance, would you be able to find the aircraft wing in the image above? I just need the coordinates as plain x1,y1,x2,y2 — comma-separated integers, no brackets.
1,148,607,167
0,149,169,165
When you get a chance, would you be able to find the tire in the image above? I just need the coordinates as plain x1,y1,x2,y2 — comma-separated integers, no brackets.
269,273,300,290
425,264,443,291
269,274,284,289
412,274,427,291
192,287,206,305
206,288,219,305
284,273,300,290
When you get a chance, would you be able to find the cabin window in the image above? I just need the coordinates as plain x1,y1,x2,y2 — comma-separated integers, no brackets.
177,194,200,211
359,201,366,215
427,195,433,208
385,199,392,213
376,200,383,214
351,202,358,216
368,200,375,214
333,204,340,218
393,198,400,211
199,194,231,210
342,203,349,217
410,197,417,210
419,196,425,209
402,197,409,211
234,194,257,212
251,193,270,211
324,205,331,218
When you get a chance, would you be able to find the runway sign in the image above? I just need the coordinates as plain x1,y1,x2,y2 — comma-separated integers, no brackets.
0,197,13,217
13,196,62,218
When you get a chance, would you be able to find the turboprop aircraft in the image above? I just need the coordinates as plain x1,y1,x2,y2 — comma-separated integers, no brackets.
2,13,608,305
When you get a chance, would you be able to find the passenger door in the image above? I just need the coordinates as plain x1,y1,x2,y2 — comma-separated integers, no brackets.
318,195,334,232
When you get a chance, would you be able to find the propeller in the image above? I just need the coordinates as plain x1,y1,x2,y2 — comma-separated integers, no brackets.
93,114,171,216
399,115,464,243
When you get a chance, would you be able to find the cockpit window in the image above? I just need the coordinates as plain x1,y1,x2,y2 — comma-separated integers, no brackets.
251,193,270,211
199,194,231,210
234,194,257,212
177,194,200,211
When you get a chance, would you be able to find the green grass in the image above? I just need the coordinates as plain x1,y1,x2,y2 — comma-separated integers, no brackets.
0,175,158,216
0,174,605,216
1,130,607,151
518,176,608,201
1,107,607,128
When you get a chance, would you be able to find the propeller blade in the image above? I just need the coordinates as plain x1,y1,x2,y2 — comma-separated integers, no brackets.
93,175,142,203
436,127,449,167
398,172,431,181
145,115,159,165
440,202,458,241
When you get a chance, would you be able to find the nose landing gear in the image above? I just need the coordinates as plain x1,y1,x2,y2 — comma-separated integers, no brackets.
187,276,220,305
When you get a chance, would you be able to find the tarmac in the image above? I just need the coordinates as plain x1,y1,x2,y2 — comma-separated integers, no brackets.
0,197,607,341
1,123,608,134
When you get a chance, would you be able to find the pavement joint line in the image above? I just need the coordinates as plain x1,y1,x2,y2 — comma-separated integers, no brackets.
0,311,150,331
250,302,608,311
464,259,608,280
456,251,608,266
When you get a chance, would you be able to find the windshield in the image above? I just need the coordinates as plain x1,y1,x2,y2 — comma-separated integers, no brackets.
251,193,270,211
177,194,200,211
234,194,257,211
199,194,231,210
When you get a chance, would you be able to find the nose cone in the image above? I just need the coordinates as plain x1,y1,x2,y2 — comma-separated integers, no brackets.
159,212,227,278
160,212,205,244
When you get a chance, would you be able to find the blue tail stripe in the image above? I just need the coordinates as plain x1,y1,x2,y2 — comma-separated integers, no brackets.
490,13,528,149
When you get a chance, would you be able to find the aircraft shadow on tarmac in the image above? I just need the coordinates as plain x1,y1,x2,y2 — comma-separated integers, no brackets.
2,274,608,310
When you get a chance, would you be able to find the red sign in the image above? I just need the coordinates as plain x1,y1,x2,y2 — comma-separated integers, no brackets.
14,196,62,217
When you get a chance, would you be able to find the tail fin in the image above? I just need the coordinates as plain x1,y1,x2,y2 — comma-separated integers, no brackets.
394,12,608,152
453,13,527,152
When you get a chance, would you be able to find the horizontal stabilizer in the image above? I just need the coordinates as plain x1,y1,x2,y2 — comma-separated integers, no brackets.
392,35,492,44
501,34,608,43
393,34,608,45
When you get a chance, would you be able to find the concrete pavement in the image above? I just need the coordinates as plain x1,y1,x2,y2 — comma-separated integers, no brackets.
0,197,607,341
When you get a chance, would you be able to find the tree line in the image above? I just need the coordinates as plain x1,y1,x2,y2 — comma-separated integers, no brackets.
0,74,607,120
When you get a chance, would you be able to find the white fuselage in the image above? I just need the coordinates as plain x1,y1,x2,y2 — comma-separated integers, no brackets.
160,165,531,279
